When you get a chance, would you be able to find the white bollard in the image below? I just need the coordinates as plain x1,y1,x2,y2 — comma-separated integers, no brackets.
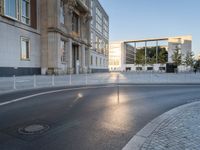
85,72,88,85
69,74,72,86
117,73,119,84
167,73,169,83
150,71,152,83
33,75,36,88
13,75,16,90
52,75,55,86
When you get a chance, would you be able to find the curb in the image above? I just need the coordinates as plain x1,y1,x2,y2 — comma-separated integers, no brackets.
122,101,200,150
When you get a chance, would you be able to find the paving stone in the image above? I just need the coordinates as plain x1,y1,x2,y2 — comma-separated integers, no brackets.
141,103,200,150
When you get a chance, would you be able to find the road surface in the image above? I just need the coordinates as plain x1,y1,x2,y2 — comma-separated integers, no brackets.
0,84,200,150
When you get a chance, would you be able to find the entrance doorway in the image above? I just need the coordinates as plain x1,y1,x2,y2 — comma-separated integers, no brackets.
72,45,79,74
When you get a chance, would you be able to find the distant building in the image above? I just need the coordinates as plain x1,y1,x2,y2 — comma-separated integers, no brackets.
109,36,192,72
109,42,138,71
90,0,109,73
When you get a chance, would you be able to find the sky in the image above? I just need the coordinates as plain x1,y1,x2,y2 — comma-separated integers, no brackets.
99,0,200,56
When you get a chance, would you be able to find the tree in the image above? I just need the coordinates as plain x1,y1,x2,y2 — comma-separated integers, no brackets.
158,48,168,65
172,47,182,66
194,60,200,70
147,56,156,66
184,51,194,67
135,49,145,66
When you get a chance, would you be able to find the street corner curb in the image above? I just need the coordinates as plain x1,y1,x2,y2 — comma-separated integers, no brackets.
122,101,200,150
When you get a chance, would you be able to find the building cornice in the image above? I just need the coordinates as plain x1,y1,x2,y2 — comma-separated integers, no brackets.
48,27,91,47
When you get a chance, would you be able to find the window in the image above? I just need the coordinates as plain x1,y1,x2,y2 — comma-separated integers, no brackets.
72,12,79,33
96,57,98,66
61,40,66,63
5,0,18,19
60,0,64,24
90,0,93,26
95,7,102,33
91,32,93,47
4,0,31,25
21,37,30,60
103,17,109,39
91,55,93,65
21,0,30,24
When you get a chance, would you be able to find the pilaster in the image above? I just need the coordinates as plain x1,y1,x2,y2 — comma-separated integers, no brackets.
67,39,73,74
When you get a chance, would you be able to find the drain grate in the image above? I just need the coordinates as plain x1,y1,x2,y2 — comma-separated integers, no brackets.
18,124,50,135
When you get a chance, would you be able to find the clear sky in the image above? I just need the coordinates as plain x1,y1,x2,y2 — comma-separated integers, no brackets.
99,0,200,56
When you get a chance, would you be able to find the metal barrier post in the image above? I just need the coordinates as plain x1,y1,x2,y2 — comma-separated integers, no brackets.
33,75,36,88
13,75,16,90
117,73,120,104
52,75,55,86
69,74,72,86
85,72,88,85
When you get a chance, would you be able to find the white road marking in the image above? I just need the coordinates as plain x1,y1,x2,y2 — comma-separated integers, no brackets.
0,85,115,107
1,84,199,107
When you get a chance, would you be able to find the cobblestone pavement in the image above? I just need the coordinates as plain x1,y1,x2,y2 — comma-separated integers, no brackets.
141,103,200,150
124,102,200,150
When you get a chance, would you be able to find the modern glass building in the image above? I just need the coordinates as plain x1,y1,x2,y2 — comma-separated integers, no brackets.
109,36,192,72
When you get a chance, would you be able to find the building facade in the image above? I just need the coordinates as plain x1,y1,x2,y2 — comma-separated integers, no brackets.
89,0,109,73
41,0,92,75
0,0,109,76
0,0,41,76
109,36,192,72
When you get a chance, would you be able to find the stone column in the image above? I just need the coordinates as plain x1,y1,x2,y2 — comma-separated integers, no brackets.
47,32,60,74
67,39,73,74
156,41,158,64
134,42,137,65
145,41,147,66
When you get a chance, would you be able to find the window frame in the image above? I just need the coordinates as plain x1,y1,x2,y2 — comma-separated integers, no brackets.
3,0,31,25
20,36,30,61
60,40,67,64
72,12,79,33
21,0,30,25
4,0,19,20
60,0,65,24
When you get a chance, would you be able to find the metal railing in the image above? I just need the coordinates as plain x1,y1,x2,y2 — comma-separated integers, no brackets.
0,71,199,94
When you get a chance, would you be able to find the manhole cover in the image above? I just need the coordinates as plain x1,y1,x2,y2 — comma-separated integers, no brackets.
18,124,49,135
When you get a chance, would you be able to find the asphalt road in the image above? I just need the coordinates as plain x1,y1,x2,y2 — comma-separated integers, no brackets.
0,84,200,150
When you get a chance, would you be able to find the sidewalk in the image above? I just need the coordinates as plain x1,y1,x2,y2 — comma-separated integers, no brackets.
123,101,200,150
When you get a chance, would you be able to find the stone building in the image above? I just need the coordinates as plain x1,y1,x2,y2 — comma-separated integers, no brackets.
0,0,41,76
0,0,109,76
41,0,92,75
